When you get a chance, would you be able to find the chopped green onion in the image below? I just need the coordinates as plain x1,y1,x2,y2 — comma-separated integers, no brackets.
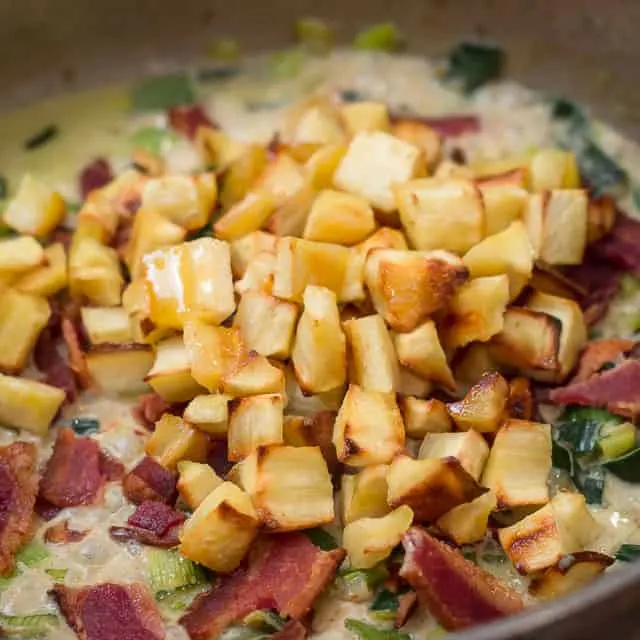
599,422,636,460
70,417,100,436
552,440,575,475
130,127,178,156
344,618,411,640
24,124,59,151
554,406,623,455
46,568,68,581
16,541,50,567
131,73,196,111
295,18,334,54
207,38,241,62
446,42,505,93
304,527,339,551
369,589,399,621
615,544,640,562
0,613,59,636
147,548,208,596
354,23,403,51
573,466,605,505
243,610,287,632
603,447,640,483
270,49,305,79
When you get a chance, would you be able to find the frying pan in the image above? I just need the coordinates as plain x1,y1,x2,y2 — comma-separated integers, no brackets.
1,0,640,637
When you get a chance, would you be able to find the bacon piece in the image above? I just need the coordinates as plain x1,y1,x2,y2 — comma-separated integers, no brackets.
61,316,93,390
207,440,234,478
109,525,180,549
395,591,418,628
79,157,114,200
272,621,308,640
0,443,38,576
572,339,635,383
412,115,480,138
132,392,171,430
40,428,104,508
99,452,126,481
45,520,87,544
52,582,164,640
122,456,178,506
180,533,345,640
35,497,62,521
167,105,216,140
590,214,640,275
399,527,523,631
549,358,640,417
127,501,185,536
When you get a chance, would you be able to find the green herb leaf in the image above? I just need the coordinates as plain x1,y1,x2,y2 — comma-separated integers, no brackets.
603,447,640,483
24,124,59,151
615,543,640,562
130,127,178,155
295,18,334,54
16,541,49,567
345,618,411,640
446,42,505,93
70,417,100,436
131,73,195,111
304,527,339,550
354,23,403,51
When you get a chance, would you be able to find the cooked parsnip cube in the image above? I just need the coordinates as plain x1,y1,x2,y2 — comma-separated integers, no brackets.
180,481,260,573
227,394,284,461
183,394,230,437
86,344,154,395
482,419,552,509
447,371,509,434
146,413,210,469
478,182,528,237
235,444,334,530
333,385,405,466
3,174,65,237
177,461,223,510
395,178,484,254
14,242,67,297
396,367,433,398
292,285,346,394
441,275,510,350
141,173,217,231
222,353,284,397
146,335,205,402
342,465,390,524
499,492,599,574
463,221,534,299
81,306,133,345
229,231,277,279
264,183,317,237
394,320,455,390
524,190,588,265
234,291,299,359
334,131,424,212
391,119,442,169
0,373,65,435
69,238,123,306
76,199,119,245
285,102,346,146
197,127,248,172
433,160,474,181
452,343,499,392
282,411,338,471
529,149,579,192
285,367,345,416
254,153,307,206
418,430,490,482
526,291,587,382
0,236,45,273
303,189,376,246
507,377,534,421
387,455,484,523
344,314,399,393
365,249,468,332
305,144,348,190
235,251,276,296
436,491,497,545
0,289,50,373
343,506,414,569
220,145,268,210
340,101,391,135
214,191,276,242
399,397,452,438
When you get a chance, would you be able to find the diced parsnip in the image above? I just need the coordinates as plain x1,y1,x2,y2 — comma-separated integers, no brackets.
197,127,248,172
395,178,484,254
90,168,147,217
234,444,334,531
474,158,528,180
441,275,510,351
396,367,433,398
339,101,391,135
177,461,224,510
498,492,600,574
145,335,205,402
524,190,588,265
334,131,424,213
221,353,284,397
292,285,346,394
365,249,468,333
145,413,210,469
482,419,552,509
387,455,484,523
343,506,414,569
183,321,244,393
453,343,499,392
0,289,50,373
282,411,338,471
526,291,587,382
229,231,277,279
529,149,579,192
213,191,276,242
272,237,350,302
80,306,133,345
13,242,67,297
254,154,307,206
264,183,317,237
399,397,452,438
0,236,45,273
144,238,235,329
220,144,268,210
433,160,474,181
76,200,119,245
183,394,230,437
180,481,260,573
341,465,390,524
284,100,346,146
463,221,534,300
234,251,277,296
333,384,405,466
303,189,376,246
227,394,284,461
477,181,528,237
394,320,455,390
391,119,442,169
0,373,65,435
233,291,299,359
140,173,217,231
3,174,65,237
344,314,399,393
285,367,345,416
305,143,348,190
446,371,509,434
69,238,123,306
85,344,154,395
437,490,497,545
418,430,489,482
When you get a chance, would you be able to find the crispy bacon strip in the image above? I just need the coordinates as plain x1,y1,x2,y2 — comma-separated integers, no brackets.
400,527,523,631
132,392,171,430
45,520,87,544
122,457,177,506
109,525,180,549
0,443,38,576
590,214,640,275
167,105,216,140
572,339,635,383
61,316,93,390
79,157,113,200
99,452,126,481
127,501,185,535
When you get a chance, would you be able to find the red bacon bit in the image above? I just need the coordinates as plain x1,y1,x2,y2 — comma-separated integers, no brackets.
407,114,480,138
590,214,640,275
52,582,164,640
572,339,635,383
127,501,185,536
180,533,345,640
40,428,104,508
35,497,62,521
79,157,114,200
167,105,216,140
44,520,87,544
99,452,126,481
395,591,418,628
132,393,171,430
400,527,523,631
61,316,93,390
272,621,308,640
109,525,180,549
0,443,38,576
122,457,178,506
207,440,234,478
